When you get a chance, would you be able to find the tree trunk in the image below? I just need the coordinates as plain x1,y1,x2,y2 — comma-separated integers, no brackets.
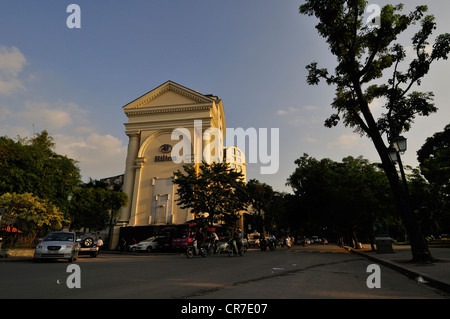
373,134,434,263
351,78,433,263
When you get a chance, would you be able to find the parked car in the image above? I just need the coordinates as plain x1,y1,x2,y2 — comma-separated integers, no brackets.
33,231,79,262
77,232,99,257
135,236,159,252
248,233,261,247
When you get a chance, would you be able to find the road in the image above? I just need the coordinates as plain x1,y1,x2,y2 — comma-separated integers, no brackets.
0,244,448,300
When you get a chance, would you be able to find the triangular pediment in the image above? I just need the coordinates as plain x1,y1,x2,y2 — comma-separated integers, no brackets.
123,81,215,110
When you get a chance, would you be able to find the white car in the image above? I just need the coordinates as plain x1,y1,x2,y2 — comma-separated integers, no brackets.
135,236,159,252
33,231,79,262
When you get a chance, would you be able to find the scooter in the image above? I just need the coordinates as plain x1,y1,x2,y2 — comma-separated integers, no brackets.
228,238,244,257
185,240,207,259
268,238,276,251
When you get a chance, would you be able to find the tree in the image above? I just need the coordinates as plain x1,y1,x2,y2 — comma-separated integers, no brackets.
0,193,64,246
246,179,274,233
69,179,128,232
299,0,450,262
416,124,450,234
0,131,81,211
287,154,395,247
173,162,248,226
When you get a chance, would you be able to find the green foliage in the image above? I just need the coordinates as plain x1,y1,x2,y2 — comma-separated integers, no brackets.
299,0,449,260
0,131,128,236
0,192,64,242
0,131,81,210
286,154,395,239
300,0,450,141
415,124,450,234
70,179,128,232
173,162,248,226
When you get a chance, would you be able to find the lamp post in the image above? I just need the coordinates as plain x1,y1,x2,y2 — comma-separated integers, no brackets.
62,192,74,230
389,136,409,193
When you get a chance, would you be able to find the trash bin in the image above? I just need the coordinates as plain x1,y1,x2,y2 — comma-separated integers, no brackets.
375,237,393,254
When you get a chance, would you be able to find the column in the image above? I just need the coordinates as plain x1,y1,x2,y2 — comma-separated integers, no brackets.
118,132,140,223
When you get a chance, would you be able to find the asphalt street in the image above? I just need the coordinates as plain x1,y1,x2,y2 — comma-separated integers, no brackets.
0,244,448,300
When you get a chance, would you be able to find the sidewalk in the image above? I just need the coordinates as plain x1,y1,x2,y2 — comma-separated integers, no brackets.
345,244,450,294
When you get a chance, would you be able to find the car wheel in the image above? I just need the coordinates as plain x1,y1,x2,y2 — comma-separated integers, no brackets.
82,237,94,247
146,246,152,253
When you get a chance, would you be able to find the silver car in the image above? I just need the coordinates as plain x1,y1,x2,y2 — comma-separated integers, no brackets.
33,231,79,262
135,236,159,252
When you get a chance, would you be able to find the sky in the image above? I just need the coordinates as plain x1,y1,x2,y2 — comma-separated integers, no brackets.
0,0,449,194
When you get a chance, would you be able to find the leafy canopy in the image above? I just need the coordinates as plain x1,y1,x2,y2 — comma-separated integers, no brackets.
300,0,450,142
173,162,248,226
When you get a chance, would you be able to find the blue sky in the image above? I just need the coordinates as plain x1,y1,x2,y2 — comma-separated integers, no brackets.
0,0,449,193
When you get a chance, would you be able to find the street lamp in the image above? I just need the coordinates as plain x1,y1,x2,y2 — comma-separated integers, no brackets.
387,147,398,163
388,136,409,194
393,135,407,153
62,192,74,230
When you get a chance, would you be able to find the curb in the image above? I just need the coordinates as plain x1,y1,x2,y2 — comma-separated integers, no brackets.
345,246,450,295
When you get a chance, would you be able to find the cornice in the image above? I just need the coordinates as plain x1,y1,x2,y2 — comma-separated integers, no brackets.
124,81,214,110
124,104,212,116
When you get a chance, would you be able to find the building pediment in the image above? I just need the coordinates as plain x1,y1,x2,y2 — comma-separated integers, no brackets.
123,81,216,111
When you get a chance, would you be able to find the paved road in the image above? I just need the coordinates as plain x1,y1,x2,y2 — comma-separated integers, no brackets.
0,244,447,299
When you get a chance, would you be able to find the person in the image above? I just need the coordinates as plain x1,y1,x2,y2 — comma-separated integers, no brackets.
120,237,127,253
269,234,276,250
97,236,104,249
212,231,219,253
196,228,205,245
233,228,243,251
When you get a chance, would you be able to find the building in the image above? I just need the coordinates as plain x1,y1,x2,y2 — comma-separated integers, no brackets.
224,146,247,182
111,81,244,249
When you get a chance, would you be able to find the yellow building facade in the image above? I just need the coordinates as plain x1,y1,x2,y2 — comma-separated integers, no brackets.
111,81,232,248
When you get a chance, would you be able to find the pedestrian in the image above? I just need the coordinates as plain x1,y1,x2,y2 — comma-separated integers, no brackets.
97,236,104,249
196,228,205,244
120,237,127,253
212,231,219,253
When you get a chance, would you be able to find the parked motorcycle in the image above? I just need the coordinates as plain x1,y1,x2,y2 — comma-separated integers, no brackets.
216,238,233,256
185,240,207,258
228,238,244,257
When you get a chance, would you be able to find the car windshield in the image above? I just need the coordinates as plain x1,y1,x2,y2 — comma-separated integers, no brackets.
143,237,156,242
44,232,74,242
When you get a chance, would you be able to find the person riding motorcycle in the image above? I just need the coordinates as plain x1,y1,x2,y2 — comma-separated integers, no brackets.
231,228,243,253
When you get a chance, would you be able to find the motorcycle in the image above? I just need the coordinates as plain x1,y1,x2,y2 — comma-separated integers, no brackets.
185,240,207,259
260,238,267,252
216,238,233,256
268,238,276,251
228,238,244,257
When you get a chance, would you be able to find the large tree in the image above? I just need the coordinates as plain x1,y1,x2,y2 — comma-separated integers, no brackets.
0,192,64,246
246,179,274,233
69,179,128,232
173,162,248,226
0,131,81,210
416,124,450,235
300,0,450,262
287,154,394,245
